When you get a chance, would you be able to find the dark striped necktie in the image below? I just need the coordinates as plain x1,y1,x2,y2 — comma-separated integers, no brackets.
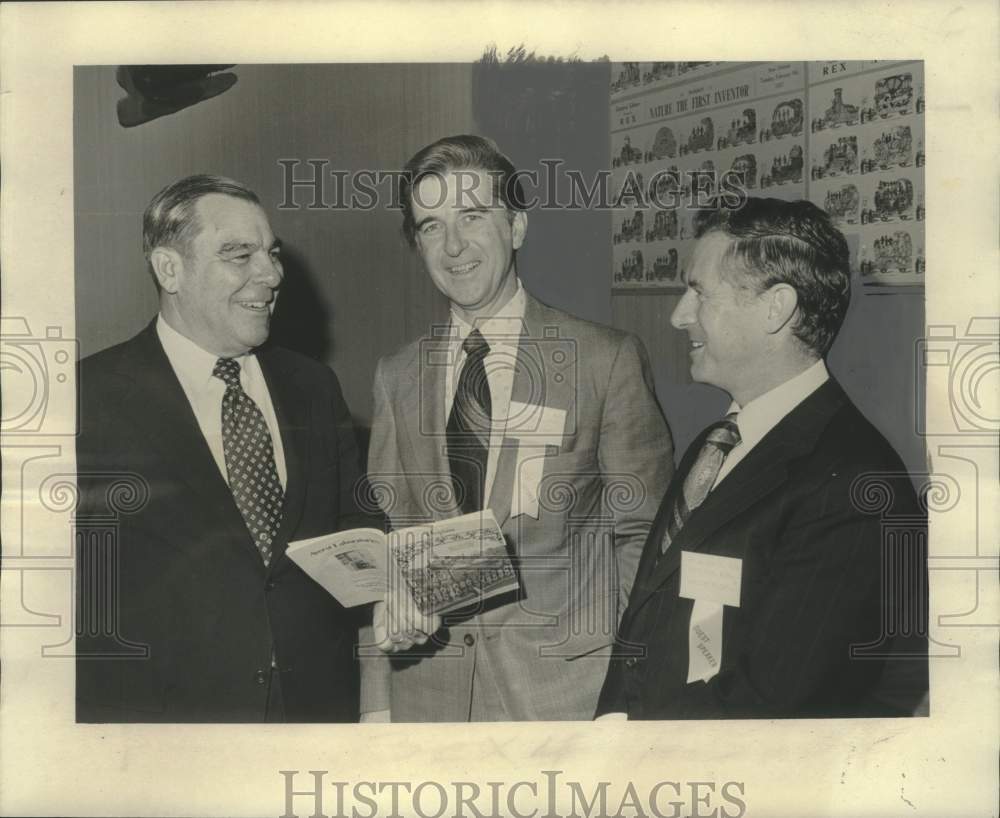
661,413,741,554
446,329,492,514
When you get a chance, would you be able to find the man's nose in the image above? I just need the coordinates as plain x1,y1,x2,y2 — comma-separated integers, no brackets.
253,253,283,287
443,224,467,257
670,290,695,329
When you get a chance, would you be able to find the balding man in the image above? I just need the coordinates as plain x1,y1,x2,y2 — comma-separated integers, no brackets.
76,175,366,722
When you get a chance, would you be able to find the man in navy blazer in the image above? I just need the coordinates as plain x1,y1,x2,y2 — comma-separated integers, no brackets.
76,175,367,722
598,198,928,720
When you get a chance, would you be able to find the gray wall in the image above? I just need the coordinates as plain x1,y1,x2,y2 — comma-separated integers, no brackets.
74,63,611,428
75,62,923,476
75,64,477,424
615,284,926,477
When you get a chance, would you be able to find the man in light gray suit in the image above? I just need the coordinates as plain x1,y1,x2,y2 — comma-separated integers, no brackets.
361,135,673,722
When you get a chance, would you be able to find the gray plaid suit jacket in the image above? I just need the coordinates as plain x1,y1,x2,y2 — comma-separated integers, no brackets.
361,293,674,721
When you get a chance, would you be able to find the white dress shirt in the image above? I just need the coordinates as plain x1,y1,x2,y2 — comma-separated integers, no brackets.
595,359,829,723
156,315,287,489
713,358,829,489
444,279,527,509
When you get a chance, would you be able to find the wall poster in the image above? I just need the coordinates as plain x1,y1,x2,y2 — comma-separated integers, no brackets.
610,61,925,291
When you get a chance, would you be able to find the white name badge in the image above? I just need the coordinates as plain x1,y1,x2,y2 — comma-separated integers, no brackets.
679,552,742,684
679,552,743,607
505,401,566,519
505,401,566,441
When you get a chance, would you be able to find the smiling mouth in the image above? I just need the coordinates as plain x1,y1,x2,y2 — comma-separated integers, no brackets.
449,261,480,275
238,301,271,313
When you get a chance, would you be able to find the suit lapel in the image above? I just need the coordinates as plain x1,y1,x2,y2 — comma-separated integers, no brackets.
490,295,565,530
398,332,459,518
629,379,848,610
636,443,795,602
257,346,309,566
401,297,566,528
487,310,534,529
488,364,524,530
626,431,702,609
115,323,251,548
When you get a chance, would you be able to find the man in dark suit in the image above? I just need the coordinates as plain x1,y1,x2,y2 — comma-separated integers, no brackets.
76,174,367,722
598,198,928,720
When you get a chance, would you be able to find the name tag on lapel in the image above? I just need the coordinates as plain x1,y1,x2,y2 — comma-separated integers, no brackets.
679,552,742,607
505,400,565,519
679,552,742,685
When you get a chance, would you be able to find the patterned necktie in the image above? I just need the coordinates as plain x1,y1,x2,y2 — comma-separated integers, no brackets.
661,412,741,553
446,329,492,514
213,357,284,567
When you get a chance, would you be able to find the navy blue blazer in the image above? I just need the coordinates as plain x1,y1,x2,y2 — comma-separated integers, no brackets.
598,378,928,719
76,321,369,722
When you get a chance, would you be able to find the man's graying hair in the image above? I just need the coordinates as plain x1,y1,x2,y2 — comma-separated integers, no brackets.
142,174,260,283
694,197,852,356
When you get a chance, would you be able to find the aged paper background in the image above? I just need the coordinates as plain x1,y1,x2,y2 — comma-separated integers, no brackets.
1,1,997,816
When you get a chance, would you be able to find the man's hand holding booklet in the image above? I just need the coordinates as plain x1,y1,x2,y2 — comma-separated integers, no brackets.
287,510,518,651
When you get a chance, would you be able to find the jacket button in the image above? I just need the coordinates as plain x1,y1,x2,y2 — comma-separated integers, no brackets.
625,656,637,669
255,669,267,685
463,633,475,647
265,580,276,591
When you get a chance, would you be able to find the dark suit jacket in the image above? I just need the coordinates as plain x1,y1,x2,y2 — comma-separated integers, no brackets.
76,321,369,722
597,378,928,719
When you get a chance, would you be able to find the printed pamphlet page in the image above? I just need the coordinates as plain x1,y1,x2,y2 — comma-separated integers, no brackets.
287,510,518,615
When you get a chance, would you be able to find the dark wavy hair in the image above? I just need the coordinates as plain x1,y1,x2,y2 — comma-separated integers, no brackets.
400,134,527,247
694,198,852,356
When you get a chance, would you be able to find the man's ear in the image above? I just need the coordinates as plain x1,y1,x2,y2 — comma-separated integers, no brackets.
149,247,184,294
511,210,528,251
764,283,799,334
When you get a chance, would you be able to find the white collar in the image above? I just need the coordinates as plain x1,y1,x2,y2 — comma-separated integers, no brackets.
450,278,527,350
156,314,250,389
727,358,829,448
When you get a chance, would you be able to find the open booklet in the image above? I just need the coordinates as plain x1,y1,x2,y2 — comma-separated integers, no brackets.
286,510,519,615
